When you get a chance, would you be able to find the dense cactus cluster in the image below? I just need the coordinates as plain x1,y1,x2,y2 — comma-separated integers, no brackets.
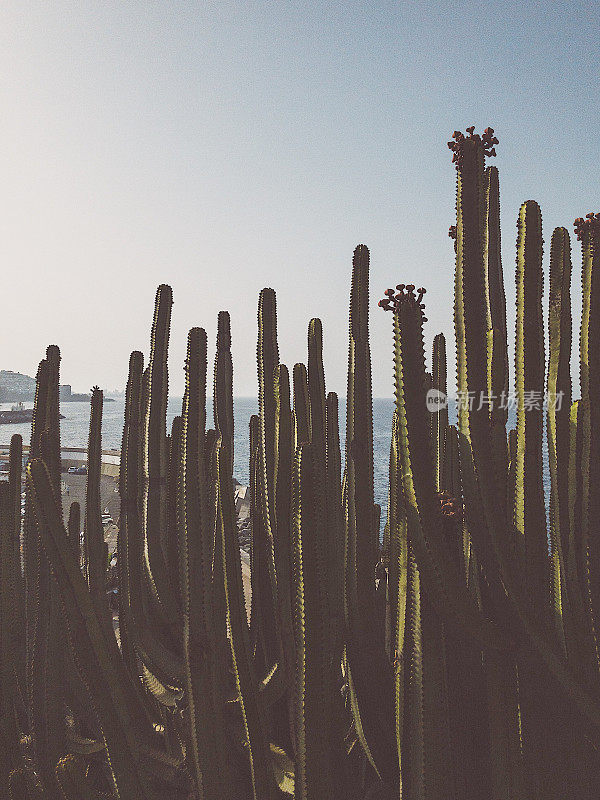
0,129,599,798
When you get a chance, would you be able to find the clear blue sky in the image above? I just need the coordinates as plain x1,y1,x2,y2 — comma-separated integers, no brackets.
1,1,598,396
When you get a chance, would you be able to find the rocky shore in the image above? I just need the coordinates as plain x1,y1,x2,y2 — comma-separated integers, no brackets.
235,483,251,551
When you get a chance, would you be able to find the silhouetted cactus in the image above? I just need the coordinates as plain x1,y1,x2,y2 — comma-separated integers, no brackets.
2,128,600,800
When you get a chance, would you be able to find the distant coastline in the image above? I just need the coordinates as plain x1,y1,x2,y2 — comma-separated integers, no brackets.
0,371,114,404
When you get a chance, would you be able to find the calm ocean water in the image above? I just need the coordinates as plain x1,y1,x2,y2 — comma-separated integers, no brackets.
1,398,546,528
1,397,393,515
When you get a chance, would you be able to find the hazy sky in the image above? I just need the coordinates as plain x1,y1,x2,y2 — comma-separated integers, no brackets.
1,1,599,397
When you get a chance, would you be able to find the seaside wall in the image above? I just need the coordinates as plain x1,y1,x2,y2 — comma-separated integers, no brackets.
0,444,121,478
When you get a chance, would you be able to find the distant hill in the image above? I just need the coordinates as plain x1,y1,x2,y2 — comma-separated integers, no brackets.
0,372,113,404
0,370,36,403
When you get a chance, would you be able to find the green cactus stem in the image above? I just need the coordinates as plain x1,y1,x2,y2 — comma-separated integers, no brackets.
291,443,334,800
575,213,600,650
28,345,66,800
8,435,26,697
166,414,183,612
26,460,160,800
402,543,425,800
293,363,311,449
0,483,24,781
325,391,345,668
384,284,507,650
85,387,106,601
547,227,573,654
214,310,234,469
143,284,179,627
567,399,599,683
514,200,547,610
253,290,284,676
216,440,279,800
121,350,184,685
180,326,232,798
449,127,516,614
345,247,397,786
484,166,509,492
432,334,448,493
346,245,376,632
257,288,279,538
273,364,296,697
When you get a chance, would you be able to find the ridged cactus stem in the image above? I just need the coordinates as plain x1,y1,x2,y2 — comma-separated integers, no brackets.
181,326,231,798
547,227,572,653
214,310,234,470
254,290,284,673
166,414,183,611
26,460,156,800
387,285,506,649
216,442,278,800
402,543,425,800
387,410,411,793
143,284,178,625
291,443,334,800
23,357,49,703
293,363,310,449
515,200,547,609
8,435,25,695
432,333,448,493
449,128,516,607
575,212,600,663
273,365,295,690
85,387,105,598
308,319,327,461
345,244,376,633
43,345,61,492
257,288,279,537
484,166,508,346
307,319,333,625
346,247,398,786
325,391,345,666
0,483,24,780
567,399,599,680
451,129,493,440
30,344,65,800
485,166,509,491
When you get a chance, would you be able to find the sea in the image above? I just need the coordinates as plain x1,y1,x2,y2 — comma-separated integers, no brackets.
1,398,545,531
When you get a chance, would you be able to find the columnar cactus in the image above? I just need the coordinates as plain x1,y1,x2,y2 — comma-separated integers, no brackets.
575,213,600,661
547,227,573,654
514,200,547,609
3,130,600,800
